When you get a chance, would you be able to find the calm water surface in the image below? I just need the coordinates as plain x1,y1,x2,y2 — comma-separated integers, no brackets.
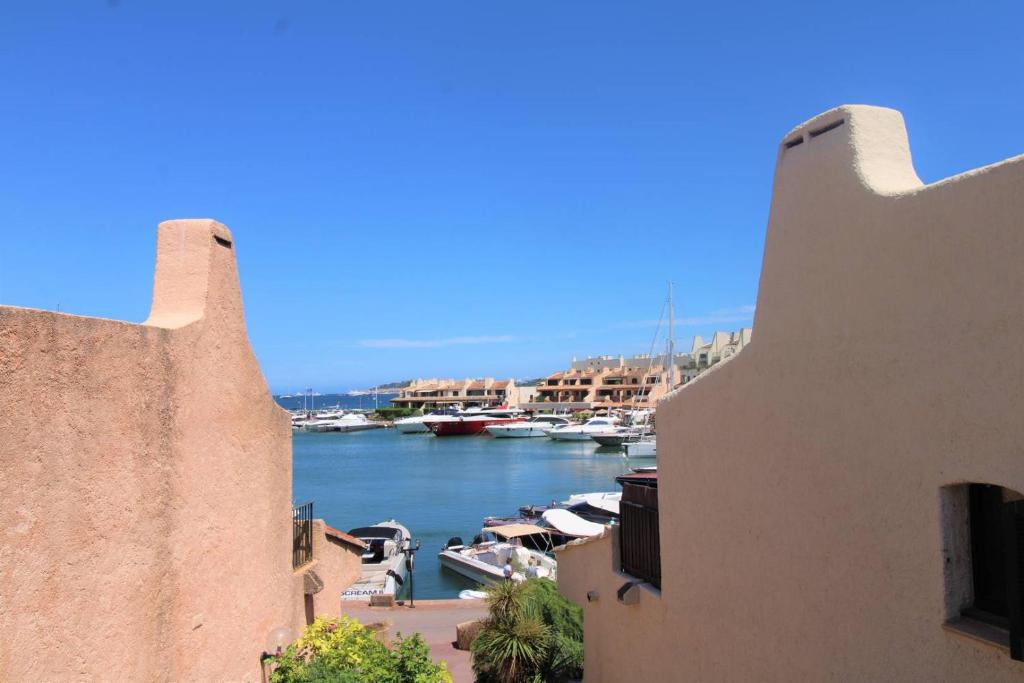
292,428,635,598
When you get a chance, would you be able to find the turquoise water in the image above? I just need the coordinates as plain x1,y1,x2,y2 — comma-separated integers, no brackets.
292,428,634,598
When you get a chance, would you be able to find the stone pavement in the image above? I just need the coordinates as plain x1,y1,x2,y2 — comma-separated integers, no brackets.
342,599,488,683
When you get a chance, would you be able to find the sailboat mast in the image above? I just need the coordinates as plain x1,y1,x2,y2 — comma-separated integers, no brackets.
666,281,675,390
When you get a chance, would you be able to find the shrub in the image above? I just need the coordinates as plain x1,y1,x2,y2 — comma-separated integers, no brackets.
270,617,451,683
471,580,583,683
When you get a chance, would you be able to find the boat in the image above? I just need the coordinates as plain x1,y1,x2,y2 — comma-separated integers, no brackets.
623,437,656,458
589,426,653,447
484,497,618,529
541,509,606,538
485,415,571,438
302,411,347,432
547,416,620,441
341,520,411,601
306,412,385,433
438,526,557,585
394,409,459,434
425,408,525,436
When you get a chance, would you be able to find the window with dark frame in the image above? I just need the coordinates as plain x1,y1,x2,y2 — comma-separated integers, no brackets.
962,483,1024,660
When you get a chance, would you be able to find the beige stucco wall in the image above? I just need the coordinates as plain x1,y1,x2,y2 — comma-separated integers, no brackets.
560,105,1024,681
308,521,365,619
0,220,304,681
556,529,667,682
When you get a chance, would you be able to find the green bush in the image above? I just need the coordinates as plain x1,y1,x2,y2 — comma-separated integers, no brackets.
471,580,583,683
270,617,451,683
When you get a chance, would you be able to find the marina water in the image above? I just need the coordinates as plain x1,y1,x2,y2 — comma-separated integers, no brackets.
292,428,636,599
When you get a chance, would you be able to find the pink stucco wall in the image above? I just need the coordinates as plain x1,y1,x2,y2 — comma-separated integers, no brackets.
308,521,366,619
560,106,1024,681
0,220,304,681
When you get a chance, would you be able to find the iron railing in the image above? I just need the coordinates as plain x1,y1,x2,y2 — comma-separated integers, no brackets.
292,501,313,569
619,482,660,588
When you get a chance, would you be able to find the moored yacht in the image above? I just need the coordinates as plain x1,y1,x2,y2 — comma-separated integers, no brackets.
547,416,620,441
425,408,525,436
341,520,411,601
485,415,571,438
394,409,459,434
589,426,653,447
623,437,656,457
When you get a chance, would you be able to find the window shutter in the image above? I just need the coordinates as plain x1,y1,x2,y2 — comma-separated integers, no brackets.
1003,500,1024,660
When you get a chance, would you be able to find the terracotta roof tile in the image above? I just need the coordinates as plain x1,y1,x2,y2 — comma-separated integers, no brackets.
323,524,368,549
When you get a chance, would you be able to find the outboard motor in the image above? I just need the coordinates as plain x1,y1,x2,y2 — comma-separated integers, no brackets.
444,536,464,550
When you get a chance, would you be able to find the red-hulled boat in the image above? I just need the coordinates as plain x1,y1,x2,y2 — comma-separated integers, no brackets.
424,408,525,436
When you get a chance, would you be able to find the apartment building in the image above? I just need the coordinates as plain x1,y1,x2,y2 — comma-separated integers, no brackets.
389,377,518,410
527,328,751,412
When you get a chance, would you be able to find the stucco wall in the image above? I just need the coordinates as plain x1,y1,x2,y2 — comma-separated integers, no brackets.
0,220,303,681
308,521,365,618
556,529,667,682
561,106,1024,681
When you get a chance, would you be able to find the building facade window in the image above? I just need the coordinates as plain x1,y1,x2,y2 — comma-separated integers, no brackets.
942,483,1024,660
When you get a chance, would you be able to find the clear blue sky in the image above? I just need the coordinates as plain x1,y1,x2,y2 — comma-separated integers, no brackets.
1,2,1022,392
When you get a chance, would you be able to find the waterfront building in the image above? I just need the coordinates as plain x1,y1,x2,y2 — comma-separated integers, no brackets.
556,105,1024,681
0,220,364,681
389,377,521,410
526,328,751,412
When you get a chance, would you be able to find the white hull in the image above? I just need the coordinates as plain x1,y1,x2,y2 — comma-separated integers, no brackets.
438,542,556,586
623,440,656,457
438,550,506,585
395,420,430,433
549,430,601,441
486,424,550,438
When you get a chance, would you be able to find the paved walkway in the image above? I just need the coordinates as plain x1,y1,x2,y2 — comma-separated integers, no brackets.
342,599,488,682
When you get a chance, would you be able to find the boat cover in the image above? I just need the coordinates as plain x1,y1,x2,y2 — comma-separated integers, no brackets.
348,526,404,543
542,509,605,537
488,523,550,539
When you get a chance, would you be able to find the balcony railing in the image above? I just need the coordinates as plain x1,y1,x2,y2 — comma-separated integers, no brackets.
292,501,313,569
619,482,660,588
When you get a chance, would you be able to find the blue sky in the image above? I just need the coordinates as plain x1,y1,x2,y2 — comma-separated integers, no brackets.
1,1,1022,392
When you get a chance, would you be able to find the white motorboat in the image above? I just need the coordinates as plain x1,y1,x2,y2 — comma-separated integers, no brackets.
306,412,384,433
623,438,656,458
395,409,460,434
564,492,621,516
486,415,571,438
303,411,347,432
547,416,620,441
438,527,557,586
341,520,411,601
394,415,431,433
588,426,653,447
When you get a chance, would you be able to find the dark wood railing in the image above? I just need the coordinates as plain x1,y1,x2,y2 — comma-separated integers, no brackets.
619,482,660,588
292,501,313,569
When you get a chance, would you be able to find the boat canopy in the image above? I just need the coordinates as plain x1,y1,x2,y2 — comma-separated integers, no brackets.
348,526,405,543
541,509,605,538
488,523,550,540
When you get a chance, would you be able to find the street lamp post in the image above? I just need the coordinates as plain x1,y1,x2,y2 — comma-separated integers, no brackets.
401,539,422,608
